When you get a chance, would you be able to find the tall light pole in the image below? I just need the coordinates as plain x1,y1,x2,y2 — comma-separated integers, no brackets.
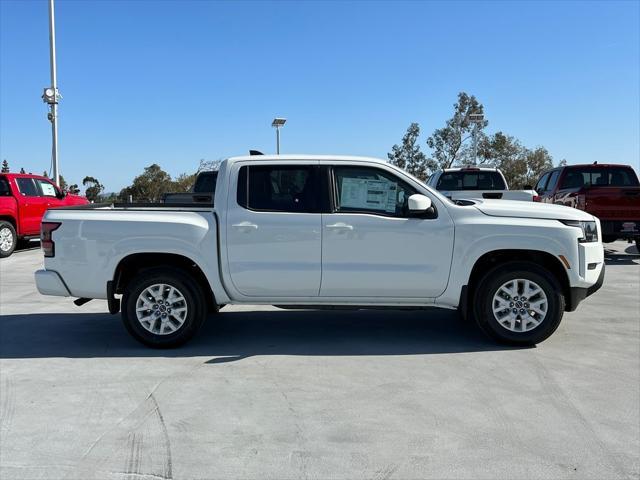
271,117,286,154
468,113,484,166
42,0,60,186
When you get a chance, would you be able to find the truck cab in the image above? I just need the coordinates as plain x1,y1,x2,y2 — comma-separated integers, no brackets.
0,173,88,257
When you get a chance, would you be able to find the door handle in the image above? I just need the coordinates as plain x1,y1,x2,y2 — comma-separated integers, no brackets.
326,222,354,231
232,221,258,230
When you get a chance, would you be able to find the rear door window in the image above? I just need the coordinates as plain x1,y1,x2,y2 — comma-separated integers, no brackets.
237,165,319,213
436,171,506,191
15,178,39,196
0,177,11,196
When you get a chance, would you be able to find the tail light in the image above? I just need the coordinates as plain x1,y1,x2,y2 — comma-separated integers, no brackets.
532,195,541,202
41,222,61,257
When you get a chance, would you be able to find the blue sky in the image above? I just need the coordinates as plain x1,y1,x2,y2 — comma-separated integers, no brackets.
1,0,638,192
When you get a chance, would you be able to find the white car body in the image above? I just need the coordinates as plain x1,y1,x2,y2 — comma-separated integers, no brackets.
426,167,538,202
35,155,604,346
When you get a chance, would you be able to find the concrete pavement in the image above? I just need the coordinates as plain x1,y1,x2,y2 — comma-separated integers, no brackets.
1,242,638,479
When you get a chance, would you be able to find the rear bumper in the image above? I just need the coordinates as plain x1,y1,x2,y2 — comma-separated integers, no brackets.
35,269,71,297
567,263,605,312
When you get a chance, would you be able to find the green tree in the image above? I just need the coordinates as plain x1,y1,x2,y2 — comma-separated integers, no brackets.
58,175,68,191
171,173,197,192
387,123,435,181
67,183,80,195
82,176,104,202
119,164,173,202
1,160,10,173
426,92,488,169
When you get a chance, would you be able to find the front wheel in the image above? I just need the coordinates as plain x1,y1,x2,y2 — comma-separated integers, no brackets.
473,262,565,346
121,268,207,348
0,221,17,258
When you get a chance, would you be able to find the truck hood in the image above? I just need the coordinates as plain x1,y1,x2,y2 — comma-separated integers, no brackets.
472,199,595,221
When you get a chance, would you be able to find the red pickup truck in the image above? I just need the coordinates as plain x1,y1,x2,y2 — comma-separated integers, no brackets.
0,173,88,257
534,163,640,250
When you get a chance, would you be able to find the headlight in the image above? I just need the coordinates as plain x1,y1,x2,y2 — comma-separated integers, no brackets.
560,220,598,242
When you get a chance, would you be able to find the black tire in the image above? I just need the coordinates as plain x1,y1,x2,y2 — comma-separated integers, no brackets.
0,221,17,258
602,235,618,244
636,239,640,254
473,261,565,346
122,268,207,348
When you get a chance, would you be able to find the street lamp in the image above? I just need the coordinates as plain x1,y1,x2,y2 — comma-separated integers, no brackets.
468,113,485,166
271,117,286,154
42,0,60,187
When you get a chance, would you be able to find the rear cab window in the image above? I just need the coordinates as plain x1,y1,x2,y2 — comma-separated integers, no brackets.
436,170,506,191
193,172,218,193
560,167,640,189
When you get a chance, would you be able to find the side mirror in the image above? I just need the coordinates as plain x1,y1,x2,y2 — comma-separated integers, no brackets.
408,194,432,212
57,189,67,199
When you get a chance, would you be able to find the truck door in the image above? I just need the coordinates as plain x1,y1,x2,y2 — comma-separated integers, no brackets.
226,162,322,297
13,178,45,235
320,165,454,298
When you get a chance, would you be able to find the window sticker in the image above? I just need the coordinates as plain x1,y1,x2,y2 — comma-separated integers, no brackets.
40,182,57,197
340,178,397,212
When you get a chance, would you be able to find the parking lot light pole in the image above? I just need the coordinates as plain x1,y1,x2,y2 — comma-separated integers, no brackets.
468,113,484,166
42,0,60,187
271,118,286,154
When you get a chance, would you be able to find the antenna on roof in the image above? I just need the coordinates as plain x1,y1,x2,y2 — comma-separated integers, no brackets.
593,161,598,165
249,150,264,156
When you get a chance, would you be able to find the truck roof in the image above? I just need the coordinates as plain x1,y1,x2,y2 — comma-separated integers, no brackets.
441,167,499,172
1,172,53,181
226,154,387,165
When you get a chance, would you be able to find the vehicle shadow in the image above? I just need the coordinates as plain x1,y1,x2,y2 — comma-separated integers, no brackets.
604,247,640,266
0,308,520,360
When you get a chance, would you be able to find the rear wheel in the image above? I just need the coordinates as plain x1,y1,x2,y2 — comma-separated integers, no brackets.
473,262,565,345
602,235,618,244
0,221,16,258
121,268,207,348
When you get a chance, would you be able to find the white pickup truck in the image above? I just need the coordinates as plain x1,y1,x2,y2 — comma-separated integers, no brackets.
35,155,604,348
426,167,538,201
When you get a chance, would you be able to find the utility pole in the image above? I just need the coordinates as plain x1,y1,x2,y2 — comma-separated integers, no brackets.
42,0,60,186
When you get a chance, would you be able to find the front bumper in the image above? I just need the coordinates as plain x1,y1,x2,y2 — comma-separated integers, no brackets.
35,269,71,297
567,263,605,312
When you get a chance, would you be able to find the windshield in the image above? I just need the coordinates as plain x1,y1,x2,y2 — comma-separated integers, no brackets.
436,170,507,191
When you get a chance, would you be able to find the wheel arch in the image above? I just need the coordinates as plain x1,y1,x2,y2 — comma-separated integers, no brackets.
464,249,572,314
113,252,218,312
0,215,17,232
